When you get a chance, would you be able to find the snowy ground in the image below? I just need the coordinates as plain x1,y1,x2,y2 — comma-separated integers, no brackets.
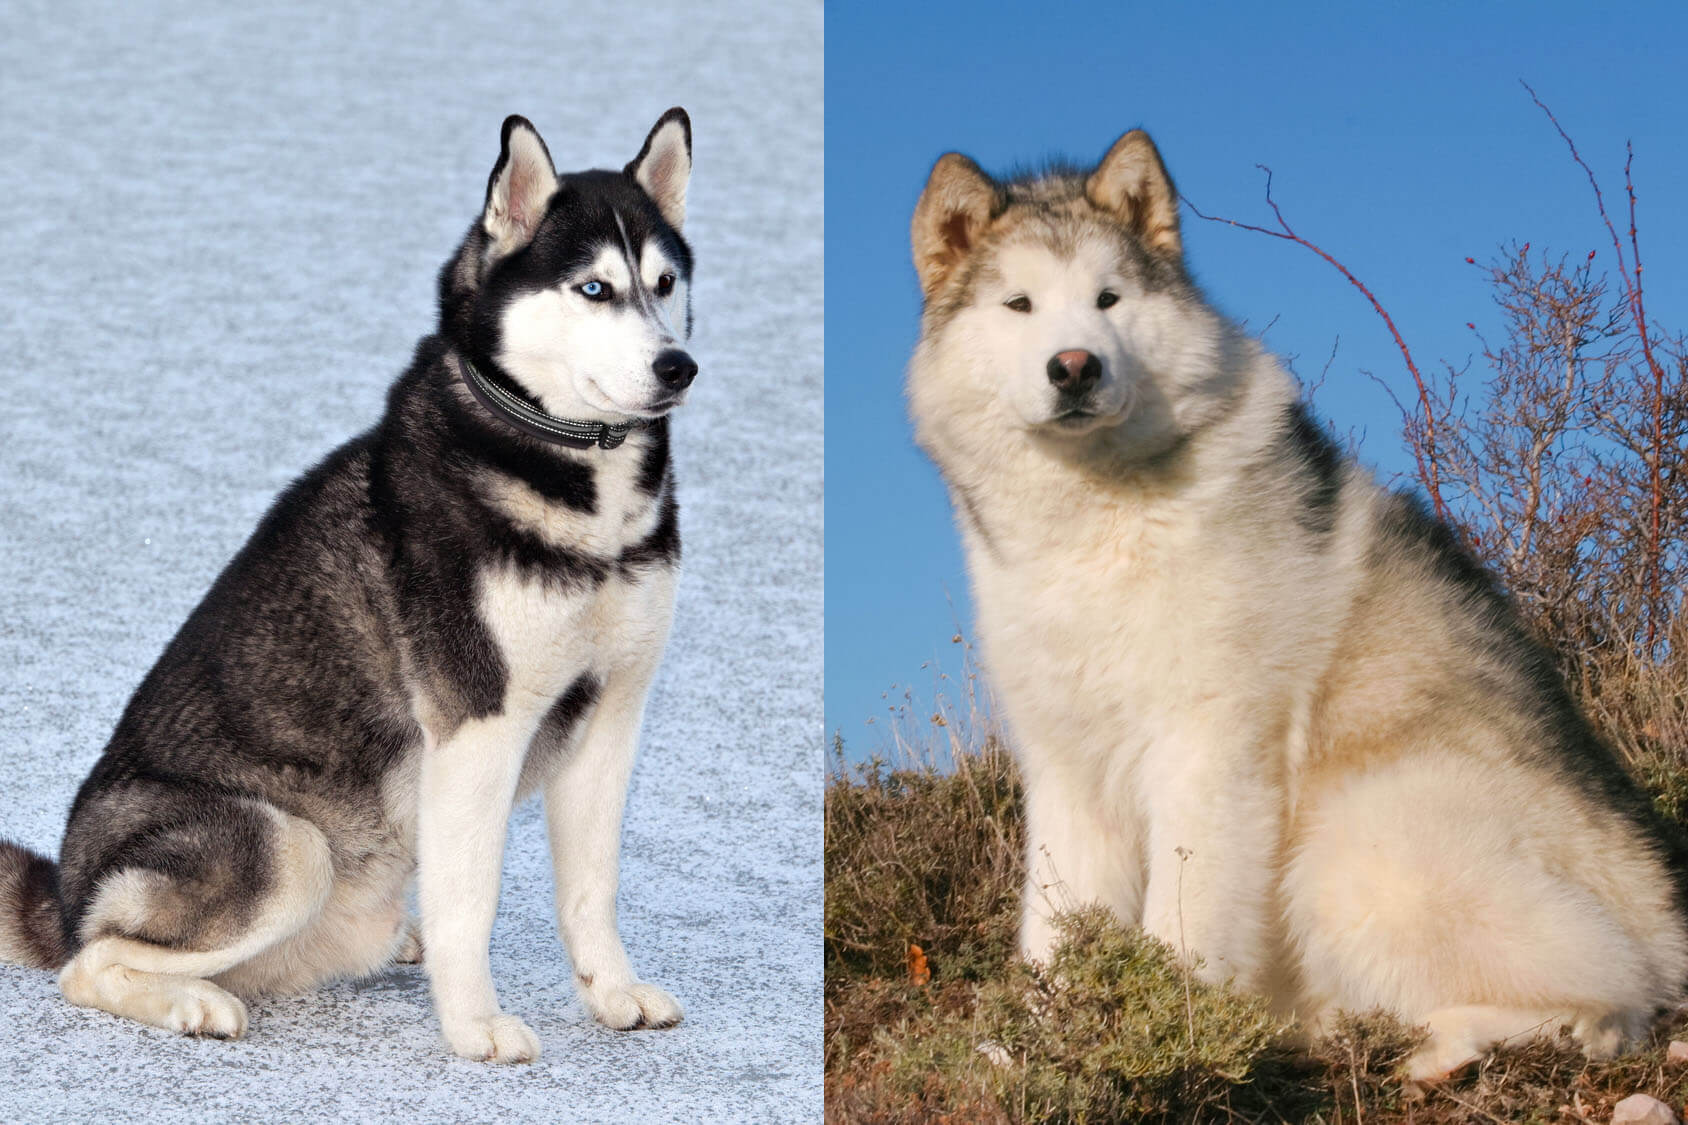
0,2,821,1120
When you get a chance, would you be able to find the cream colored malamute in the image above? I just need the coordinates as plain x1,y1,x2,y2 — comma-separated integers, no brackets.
905,126,1687,1079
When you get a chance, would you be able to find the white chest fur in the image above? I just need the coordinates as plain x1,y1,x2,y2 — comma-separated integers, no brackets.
472,437,678,710
478,562,677,713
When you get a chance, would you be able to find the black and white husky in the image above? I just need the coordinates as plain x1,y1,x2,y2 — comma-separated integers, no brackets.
0,109,697,1063
906,127,1688,1080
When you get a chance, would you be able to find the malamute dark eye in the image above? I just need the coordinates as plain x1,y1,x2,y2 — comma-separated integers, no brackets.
1004,295,1033,313
579,280,613,301
655,272,675,296
1097,290,1119,310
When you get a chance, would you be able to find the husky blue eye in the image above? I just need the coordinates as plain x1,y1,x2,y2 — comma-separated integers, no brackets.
1097,290,1119,309
1005,295,1032,313
579,280,612,301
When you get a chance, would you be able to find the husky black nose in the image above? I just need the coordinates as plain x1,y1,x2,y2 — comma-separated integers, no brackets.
653,348,698,390
1047,349,1101,391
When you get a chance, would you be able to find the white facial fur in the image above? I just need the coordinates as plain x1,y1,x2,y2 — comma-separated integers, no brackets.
934,231,1231,456
496,240,691,422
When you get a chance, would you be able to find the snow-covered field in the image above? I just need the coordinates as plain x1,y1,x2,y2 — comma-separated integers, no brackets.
0,2,821,1120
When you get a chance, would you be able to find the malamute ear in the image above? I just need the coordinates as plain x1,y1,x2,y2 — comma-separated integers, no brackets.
911,153,999,298
627,108,691,230
483,115,559,256
1086,129,1181,258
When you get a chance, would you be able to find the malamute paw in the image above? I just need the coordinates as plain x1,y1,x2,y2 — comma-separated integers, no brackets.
393,921,424,965
443,1013,541,1063
584,979,684,1030
168,980,248,1040
1402,1037,1480,1083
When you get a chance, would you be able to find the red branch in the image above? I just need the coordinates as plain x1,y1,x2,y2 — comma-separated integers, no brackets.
1522,80,1667,650
1185,169,1447,520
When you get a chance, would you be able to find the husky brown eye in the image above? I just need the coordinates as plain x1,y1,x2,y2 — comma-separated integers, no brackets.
1005,295,1032,313
656,273,675,296
1097,290,1119,309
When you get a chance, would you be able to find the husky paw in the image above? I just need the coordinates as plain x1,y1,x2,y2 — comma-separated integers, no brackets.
443,1013,541,1063
168,980,248,1040
393,921,424,965
583,979,684,1031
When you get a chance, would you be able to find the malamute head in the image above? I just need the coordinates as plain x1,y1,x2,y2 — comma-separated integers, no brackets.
441,109,696,423
907,129,1238,466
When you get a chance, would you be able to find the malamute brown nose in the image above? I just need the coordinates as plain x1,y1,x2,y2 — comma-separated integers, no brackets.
1046,349,1100,391
653,348,698,389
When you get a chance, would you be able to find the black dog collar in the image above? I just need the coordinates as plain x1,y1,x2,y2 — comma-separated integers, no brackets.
458,356,637,450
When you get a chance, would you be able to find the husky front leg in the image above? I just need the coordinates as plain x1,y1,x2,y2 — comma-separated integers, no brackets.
1137,725,1280,988
545,667,683,1031
417,713,541,1062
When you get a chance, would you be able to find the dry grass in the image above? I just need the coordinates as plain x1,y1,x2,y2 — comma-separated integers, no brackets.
825,733,1688,1123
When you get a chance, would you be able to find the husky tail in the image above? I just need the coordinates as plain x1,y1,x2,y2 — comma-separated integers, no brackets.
0,839,67,970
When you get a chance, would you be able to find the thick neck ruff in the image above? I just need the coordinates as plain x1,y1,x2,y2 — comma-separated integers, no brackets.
458,355,639,451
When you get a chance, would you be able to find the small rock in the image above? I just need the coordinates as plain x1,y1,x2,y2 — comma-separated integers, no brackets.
975,1041,1012,1068
1668,1039,1688,1064
1611,1092,1678,1125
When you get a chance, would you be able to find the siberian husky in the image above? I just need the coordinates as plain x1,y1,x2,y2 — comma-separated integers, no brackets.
905,127,1688,1079
0,109,698,1063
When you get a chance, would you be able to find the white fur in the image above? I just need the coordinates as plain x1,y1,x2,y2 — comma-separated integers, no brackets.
910,228,1688,1081
498,242,691,423
413,441,681,1061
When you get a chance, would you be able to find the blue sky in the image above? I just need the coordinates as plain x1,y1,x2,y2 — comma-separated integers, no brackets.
824,3,1688,752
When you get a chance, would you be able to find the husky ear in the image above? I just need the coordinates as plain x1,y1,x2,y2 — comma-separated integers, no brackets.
483,115,559,256
1086,130,1181,258
627,107,691,230
911,153,999,297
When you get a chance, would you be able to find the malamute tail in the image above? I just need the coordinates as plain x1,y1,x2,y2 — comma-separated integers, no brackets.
0,839,67,970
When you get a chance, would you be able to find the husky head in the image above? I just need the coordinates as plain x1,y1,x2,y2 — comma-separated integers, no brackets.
908,129,1238,466
441,109,696,423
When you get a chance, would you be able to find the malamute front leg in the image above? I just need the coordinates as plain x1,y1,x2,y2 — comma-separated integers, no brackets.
1138,724,1280,989
417,713,541,1063
545,667,682,1031
1018,756,1145,964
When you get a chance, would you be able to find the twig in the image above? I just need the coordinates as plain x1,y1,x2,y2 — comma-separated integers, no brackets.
1522,80,1668,650
1174,845,1196,1050
1185,169,1448,520
1432,1085,1513,1125
1349,1040,1365,1124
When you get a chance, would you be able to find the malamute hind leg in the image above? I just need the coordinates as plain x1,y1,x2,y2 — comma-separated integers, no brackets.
1287,754,1686,1079
56,802,334,1039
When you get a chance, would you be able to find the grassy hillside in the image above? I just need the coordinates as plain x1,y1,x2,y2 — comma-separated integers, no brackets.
825,727,1688,1123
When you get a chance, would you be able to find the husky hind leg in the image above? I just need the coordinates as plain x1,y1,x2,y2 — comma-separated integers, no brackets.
58,800,334,1039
